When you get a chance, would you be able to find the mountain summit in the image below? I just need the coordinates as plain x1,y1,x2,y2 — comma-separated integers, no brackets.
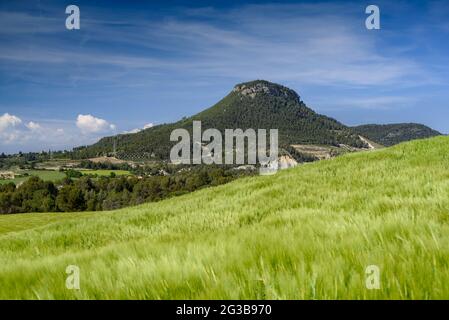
74,80,366,160
232,80,300,102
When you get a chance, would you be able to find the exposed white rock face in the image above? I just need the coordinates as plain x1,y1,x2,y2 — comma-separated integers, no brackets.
232,81,300,101
259,155,298,175
233,84,270,98
278,155,298,169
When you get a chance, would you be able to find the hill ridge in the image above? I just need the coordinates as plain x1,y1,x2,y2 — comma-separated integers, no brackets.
352,123,441,146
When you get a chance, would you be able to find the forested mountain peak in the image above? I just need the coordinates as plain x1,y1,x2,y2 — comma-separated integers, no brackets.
73,81,368,160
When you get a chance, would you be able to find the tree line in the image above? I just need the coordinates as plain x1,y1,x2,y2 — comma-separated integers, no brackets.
0,166,253,214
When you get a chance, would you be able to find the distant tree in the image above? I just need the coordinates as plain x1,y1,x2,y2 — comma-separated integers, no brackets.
15,177,57,213
56,185,86,212
65,169,83,179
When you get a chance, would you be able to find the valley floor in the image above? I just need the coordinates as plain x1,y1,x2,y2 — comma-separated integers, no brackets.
1,137,449,299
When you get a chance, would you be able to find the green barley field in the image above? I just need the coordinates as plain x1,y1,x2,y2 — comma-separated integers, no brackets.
1,136,449,299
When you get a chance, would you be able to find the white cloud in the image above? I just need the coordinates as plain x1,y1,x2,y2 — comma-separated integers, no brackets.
123,122,154,134
0,116,111,153
76,114,116,134
0,113,118,153
0,113,22,132
25,121,42,131
123,128,140,134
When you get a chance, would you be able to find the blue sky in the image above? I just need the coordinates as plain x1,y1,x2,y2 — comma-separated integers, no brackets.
1,0,448,153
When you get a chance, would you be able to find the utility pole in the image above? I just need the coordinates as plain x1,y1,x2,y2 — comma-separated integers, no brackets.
113,137,117,156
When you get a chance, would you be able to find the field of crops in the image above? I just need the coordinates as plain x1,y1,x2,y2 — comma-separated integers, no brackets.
0,170,66,185
0,169,131,186
0,137,448,299
78,169,131,176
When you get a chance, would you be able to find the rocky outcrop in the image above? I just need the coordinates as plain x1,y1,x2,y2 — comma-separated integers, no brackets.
232,80,300,102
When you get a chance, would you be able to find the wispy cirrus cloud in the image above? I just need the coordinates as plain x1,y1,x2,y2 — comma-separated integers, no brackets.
0,2,435,87
315,96,418,111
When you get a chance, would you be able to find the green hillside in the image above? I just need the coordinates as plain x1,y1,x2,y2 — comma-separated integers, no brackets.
352,123,442,147
1,136,449,299
74,80,366,160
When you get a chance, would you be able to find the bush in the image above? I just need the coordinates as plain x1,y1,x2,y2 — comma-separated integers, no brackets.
65,169,83,179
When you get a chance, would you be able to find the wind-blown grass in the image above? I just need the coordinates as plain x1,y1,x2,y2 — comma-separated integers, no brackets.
0,136,449,299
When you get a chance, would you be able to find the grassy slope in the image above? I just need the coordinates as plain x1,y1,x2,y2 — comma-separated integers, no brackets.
0,212,93,235
0,136,449,299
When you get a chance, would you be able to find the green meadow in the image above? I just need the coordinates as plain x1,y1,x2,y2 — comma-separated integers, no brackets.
78,169,131,176
0,169,131,186
0,136,449,299
0,170,65,185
